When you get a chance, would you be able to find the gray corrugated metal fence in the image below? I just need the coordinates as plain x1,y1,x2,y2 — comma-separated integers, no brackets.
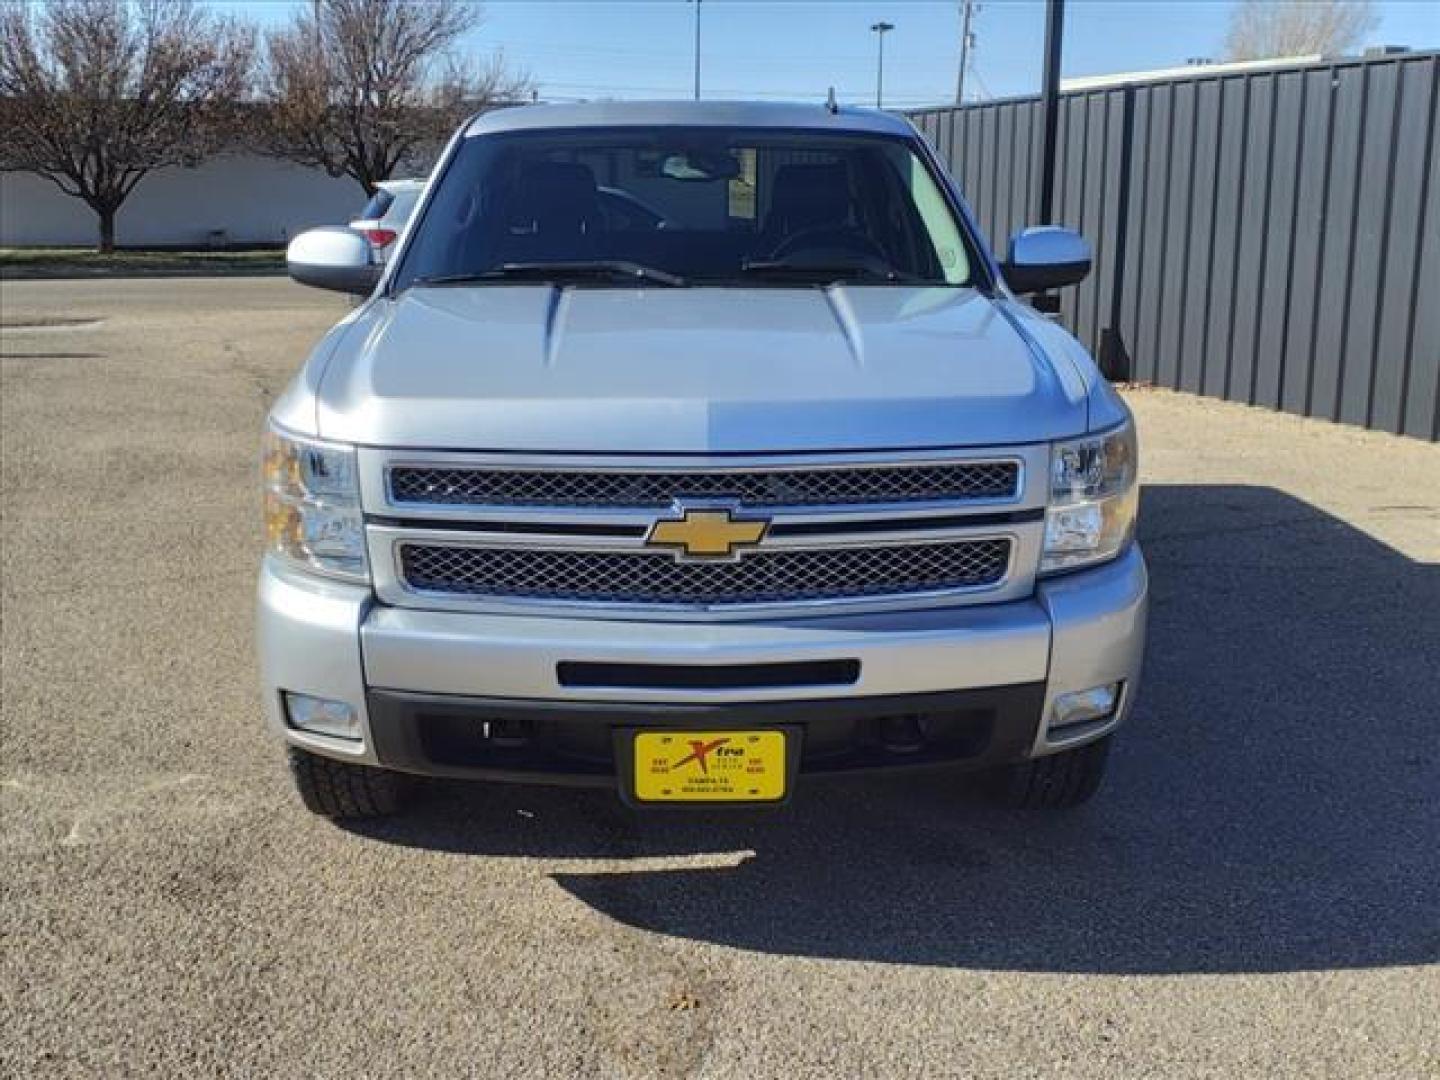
911,50,1439,440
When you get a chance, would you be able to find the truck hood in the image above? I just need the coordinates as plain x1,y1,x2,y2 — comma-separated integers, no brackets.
315,286,1089,453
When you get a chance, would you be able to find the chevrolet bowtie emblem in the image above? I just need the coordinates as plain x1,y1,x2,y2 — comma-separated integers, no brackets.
646,507,769,559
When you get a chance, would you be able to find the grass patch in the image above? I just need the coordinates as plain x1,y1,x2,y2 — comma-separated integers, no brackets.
0,247,286,279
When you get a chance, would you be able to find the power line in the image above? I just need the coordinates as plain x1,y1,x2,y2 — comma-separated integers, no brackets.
494,36,899,66
493,44,962,74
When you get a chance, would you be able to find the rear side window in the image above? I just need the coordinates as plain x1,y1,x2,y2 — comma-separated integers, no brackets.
387,190,421,224
357,190,395,221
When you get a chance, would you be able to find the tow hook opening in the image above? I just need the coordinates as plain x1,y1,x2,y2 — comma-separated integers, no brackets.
875,713,927,754
863,710,991,759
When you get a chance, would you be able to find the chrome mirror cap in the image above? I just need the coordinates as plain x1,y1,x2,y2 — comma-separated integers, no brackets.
287,227,379,295
1002,226,1092,294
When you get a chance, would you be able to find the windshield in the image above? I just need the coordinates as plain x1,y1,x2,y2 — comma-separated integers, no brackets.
391,127,974,290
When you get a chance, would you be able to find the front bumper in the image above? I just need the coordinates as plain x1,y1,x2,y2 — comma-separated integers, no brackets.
257,545,1147,783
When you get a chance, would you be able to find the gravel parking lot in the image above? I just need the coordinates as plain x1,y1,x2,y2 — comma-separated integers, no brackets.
3,277,1438,1078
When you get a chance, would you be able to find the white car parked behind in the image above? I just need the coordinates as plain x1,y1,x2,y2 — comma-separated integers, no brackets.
348,178,425,262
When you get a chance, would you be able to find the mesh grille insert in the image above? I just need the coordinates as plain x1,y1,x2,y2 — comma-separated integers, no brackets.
399,538,1012,606
389,462,1019,508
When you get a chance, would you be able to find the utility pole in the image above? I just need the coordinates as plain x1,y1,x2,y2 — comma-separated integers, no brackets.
1031,0,1065,316
692,0,702,100
871,21,894,109
955,1,976,105
1038,0,1064,225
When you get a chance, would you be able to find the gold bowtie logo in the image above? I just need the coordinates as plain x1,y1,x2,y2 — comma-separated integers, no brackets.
647,507,769,559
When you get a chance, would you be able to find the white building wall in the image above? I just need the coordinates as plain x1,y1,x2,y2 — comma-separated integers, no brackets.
0,153,365,247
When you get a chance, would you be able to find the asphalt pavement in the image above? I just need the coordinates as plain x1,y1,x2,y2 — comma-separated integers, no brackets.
2,277,1438,1078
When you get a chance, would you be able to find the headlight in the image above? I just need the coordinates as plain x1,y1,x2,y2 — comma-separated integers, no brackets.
262,423,368,582
1041,419,1138,574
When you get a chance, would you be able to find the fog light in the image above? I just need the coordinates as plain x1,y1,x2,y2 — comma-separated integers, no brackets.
284,692,360,740
1049,683,1119,731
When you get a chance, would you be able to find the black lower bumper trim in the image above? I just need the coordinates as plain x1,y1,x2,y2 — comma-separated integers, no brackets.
556,658,861,691
366,683,1046,787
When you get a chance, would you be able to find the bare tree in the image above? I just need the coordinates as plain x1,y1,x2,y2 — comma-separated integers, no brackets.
0,0,254,252
1224,0,1378,61
258,0,531,195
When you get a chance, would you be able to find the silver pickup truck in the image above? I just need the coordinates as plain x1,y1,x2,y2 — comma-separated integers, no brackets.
260,101,1146,818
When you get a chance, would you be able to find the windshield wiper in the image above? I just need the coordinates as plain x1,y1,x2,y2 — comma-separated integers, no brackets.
738,259,928,285
414,260,687,288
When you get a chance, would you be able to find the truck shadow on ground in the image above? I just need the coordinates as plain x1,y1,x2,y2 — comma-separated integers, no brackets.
350,485,1440,975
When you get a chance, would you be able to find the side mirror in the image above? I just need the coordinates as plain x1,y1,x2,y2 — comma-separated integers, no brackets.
1001,226,1091,295
287,227,379,295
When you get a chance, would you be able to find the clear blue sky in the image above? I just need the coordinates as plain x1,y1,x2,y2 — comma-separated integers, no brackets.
231,0,1440,108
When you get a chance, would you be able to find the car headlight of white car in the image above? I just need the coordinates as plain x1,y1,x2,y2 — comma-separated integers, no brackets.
1041,419,1138,574
262,423,368,582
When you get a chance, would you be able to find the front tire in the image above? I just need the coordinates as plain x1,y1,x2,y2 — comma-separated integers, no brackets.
988,735,1111,809
287,747,408,819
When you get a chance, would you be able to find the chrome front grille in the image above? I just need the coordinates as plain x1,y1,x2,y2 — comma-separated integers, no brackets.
388,461,1019,509
368,447,1042,617
399,538,1013,607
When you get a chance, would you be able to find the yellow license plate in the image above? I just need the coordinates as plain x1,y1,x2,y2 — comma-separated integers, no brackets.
632,730,786,803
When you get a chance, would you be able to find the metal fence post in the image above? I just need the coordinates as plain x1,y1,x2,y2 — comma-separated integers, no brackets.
1100,85,1137,381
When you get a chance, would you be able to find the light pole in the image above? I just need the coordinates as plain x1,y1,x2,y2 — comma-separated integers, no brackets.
870,21,894,108
692,0,702,100
1038,0,1063,224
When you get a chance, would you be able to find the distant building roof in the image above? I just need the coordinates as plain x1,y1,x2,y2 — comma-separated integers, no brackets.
1060,54,1325,92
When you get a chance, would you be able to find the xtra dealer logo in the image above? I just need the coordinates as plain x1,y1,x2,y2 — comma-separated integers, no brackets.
670,737,739,774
